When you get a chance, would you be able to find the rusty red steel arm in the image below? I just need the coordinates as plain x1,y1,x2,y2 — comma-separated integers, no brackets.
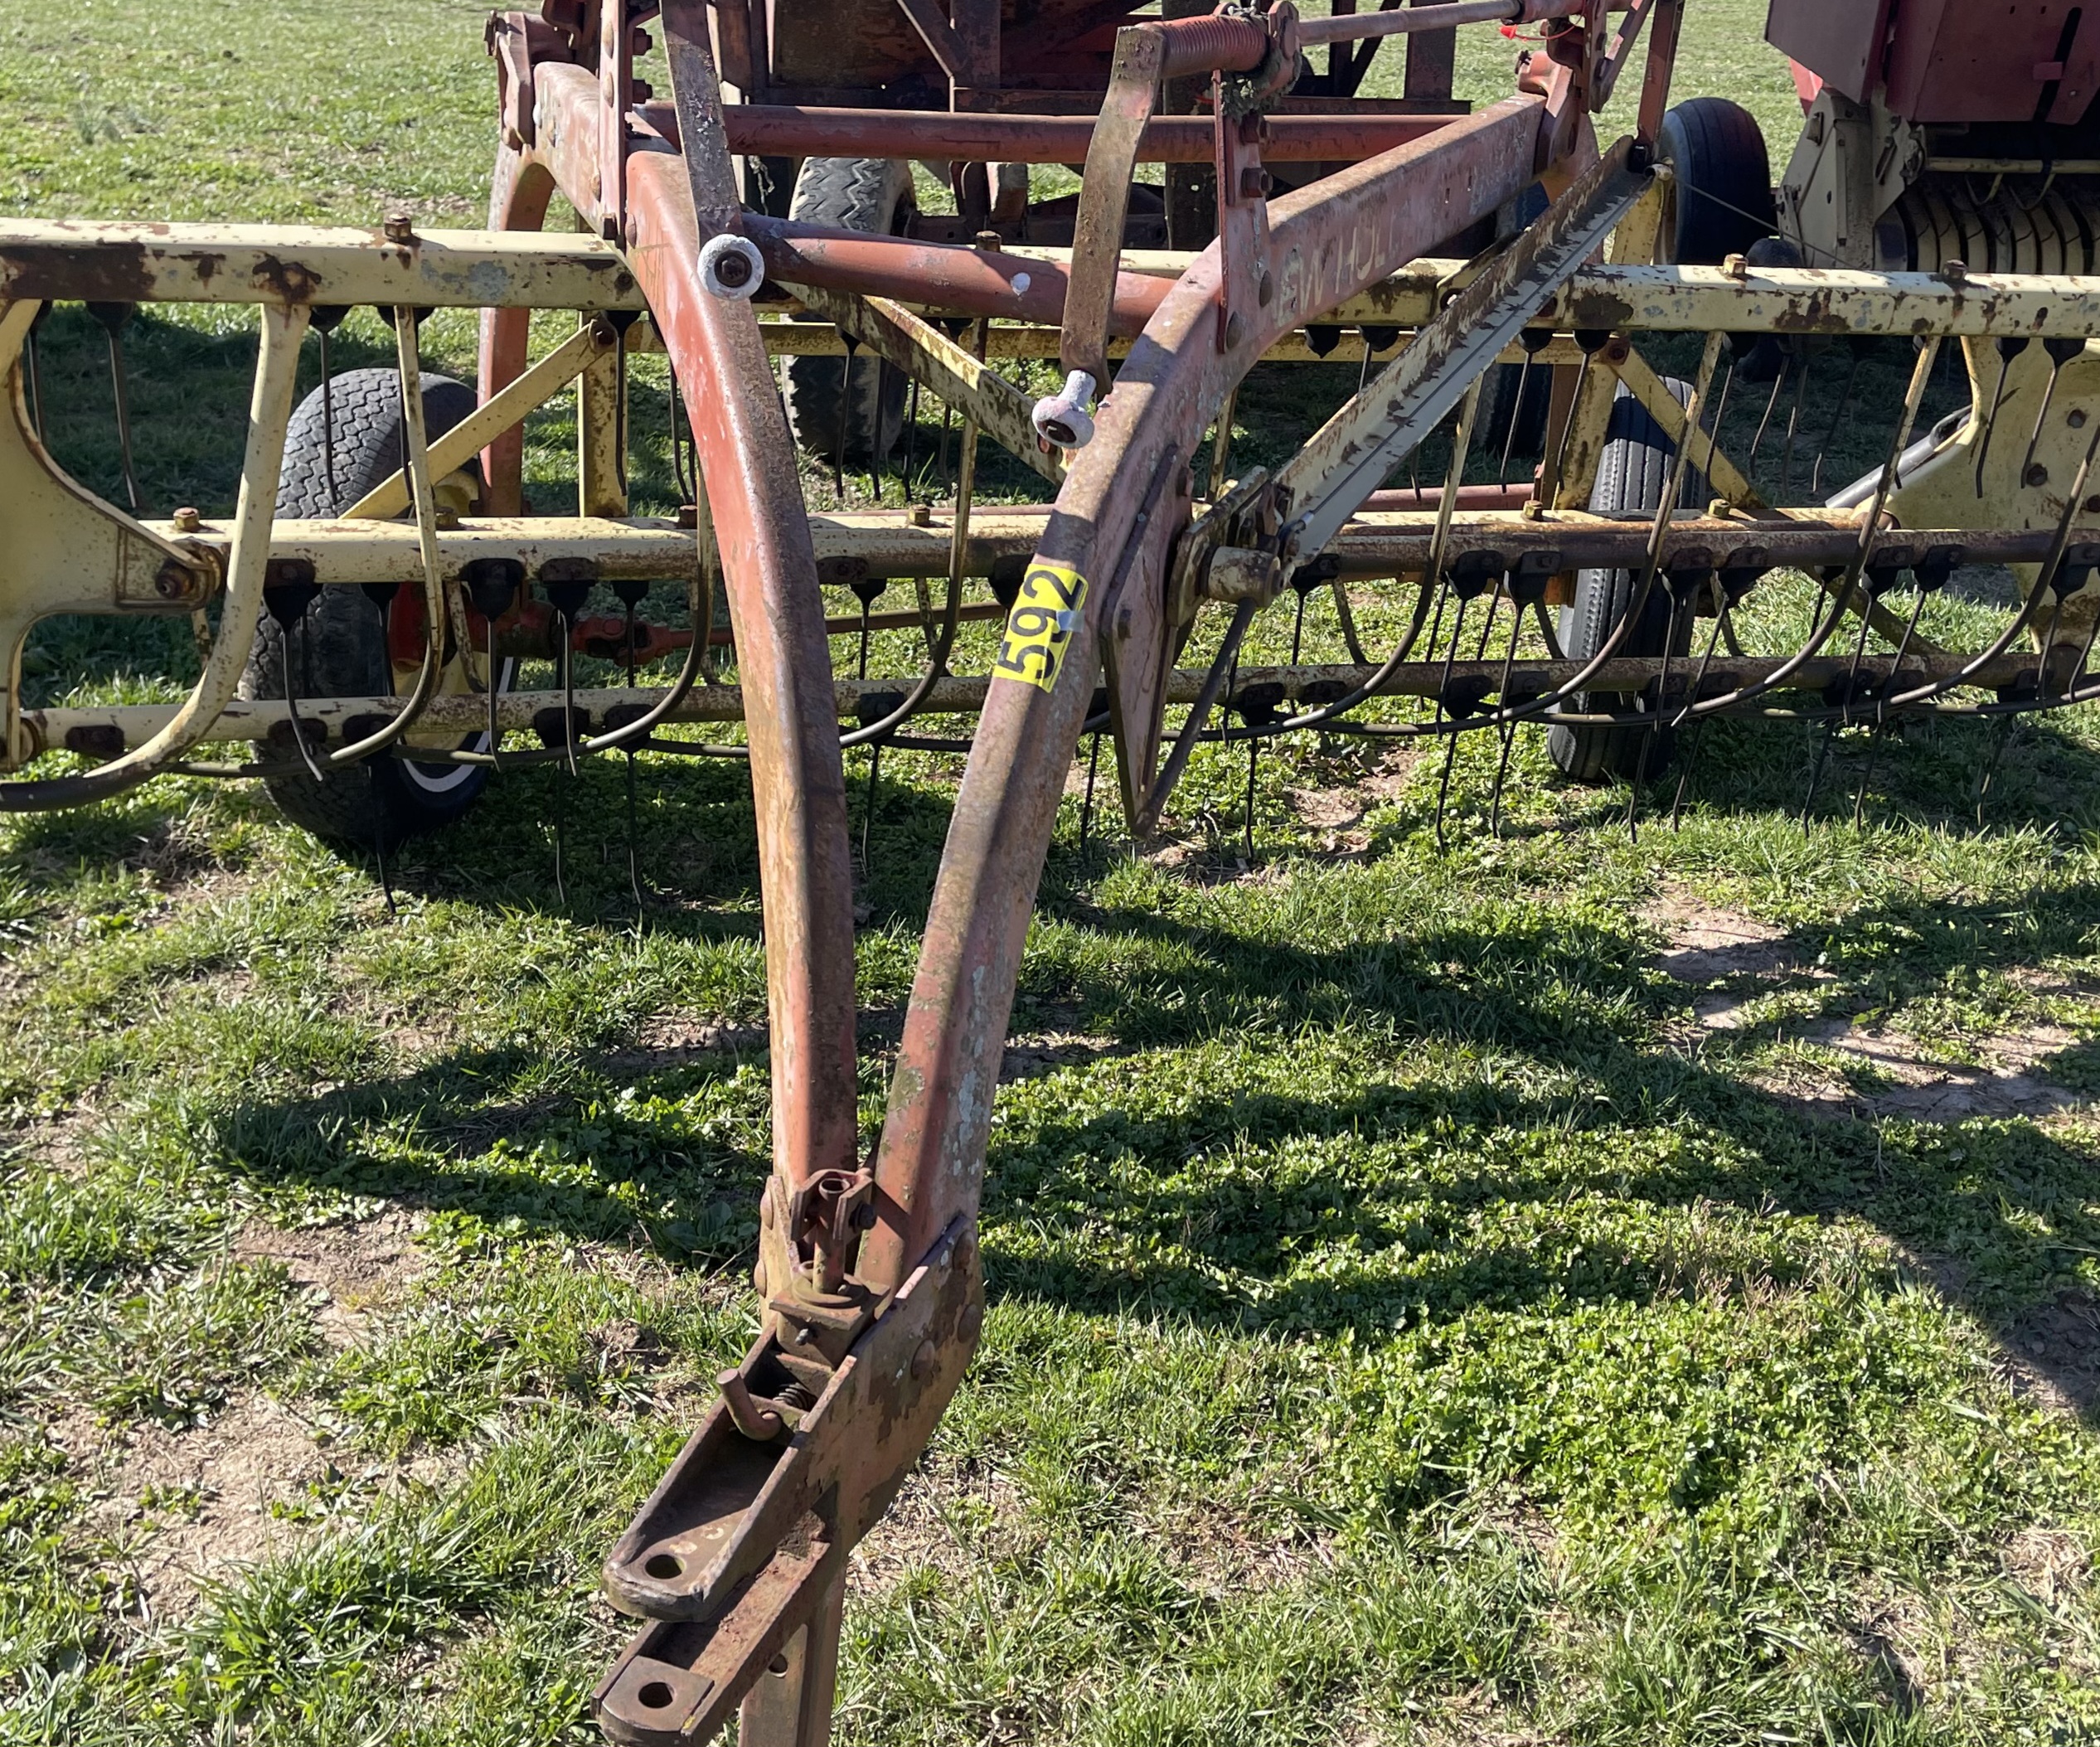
858,90,1554,1283
745,212,1176,334
686,102,1449,163
633,8,863,1203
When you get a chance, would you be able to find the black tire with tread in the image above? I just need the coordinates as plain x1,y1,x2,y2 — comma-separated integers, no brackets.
1546,381,1705,784
242,367,496,851
1656,97,1775,266
780,157,915,465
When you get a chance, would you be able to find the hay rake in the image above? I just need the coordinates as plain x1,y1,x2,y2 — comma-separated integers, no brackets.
7,0,2100,1736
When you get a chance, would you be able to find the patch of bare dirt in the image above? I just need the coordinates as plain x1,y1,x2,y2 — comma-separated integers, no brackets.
235,1207,423,1347
1775,1021,2087,1123
847,1461,1031,1597
90,1394,331,1621
1650,890,1813,1029
1287,750,1420,853
1000,1031,1122,1083
2001,1526,2092,1604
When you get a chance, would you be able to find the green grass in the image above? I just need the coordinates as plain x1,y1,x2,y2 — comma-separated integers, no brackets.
3,2,2099,1745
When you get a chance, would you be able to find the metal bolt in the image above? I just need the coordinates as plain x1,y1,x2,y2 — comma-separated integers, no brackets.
1942,258,1967,283
2027,462,2050,488
171,505,202,532
2073,410,2088,429
434,507,460,531
1722,253,1748,281
383,211,415,244
153,560,192,599
677,502,698,529
1256,269,1273,308
909,502,931,527
972,229,1002,251
1225,312,1249,350
909,1339,936,1381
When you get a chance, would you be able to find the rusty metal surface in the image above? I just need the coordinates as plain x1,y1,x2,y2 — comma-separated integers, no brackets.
856,91,1550,1295
1274,139,1647,565
698,102,1447,162
616,5,861,1206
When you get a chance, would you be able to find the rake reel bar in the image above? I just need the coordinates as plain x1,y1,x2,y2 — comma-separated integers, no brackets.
8,0,2100,1738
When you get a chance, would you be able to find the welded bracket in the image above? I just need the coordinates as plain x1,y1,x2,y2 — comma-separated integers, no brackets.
594,1218,983,1744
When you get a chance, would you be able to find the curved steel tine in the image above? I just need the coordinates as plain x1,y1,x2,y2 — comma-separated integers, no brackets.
834,337,856,502
2020,336,2085,483
1486,587,1527,837
1748,355,1790,473
901,375,922,506
1496,351,1533,490
1778,354,1810,496
1626,586,1688,842
1850,584,1932,824
1974,337,2030,494
23,307,44,442
1810,340,1865,498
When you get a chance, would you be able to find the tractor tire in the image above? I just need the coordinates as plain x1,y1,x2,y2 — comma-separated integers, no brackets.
1656,97,1775,266
242,367,504,852
1547,380,1705,784
781,157,915,465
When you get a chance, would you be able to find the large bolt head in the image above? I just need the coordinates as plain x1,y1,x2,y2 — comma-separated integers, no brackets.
698,234,764,301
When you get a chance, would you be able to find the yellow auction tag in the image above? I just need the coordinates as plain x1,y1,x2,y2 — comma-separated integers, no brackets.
991,560,1089,692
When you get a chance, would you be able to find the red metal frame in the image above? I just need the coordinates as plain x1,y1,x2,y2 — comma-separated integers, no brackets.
475,4,1647,1740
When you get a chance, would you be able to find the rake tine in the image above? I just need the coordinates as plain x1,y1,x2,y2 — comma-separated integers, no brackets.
861,744,881,871
1778,354,1810,496
1625,591,1687,843
371,764,397,918
1079,729,1102,852
1430,593,1470,856
1486,599,1526,837
551,756,568,906
22,306,44,442
2020,336,2085,484
1496,358,1530,491
901,375,922,506
1850,585,1930,825
1810,340,1865,498
1973,337,2030,494
89,302,146,515
1800,721,1837,830
1244,738,1259,864
1748,357,1790,473
867,361,888,502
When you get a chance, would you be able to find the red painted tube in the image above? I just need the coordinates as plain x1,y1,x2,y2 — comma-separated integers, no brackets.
744,215,1173,334
672,103,1446,164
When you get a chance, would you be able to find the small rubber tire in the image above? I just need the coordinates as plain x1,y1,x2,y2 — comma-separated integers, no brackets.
1656,97,1775,266
1546,380,1705,784
781,158,915,465
242,366,500,851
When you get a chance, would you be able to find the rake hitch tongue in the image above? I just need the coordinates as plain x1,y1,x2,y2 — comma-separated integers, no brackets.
15,0,2100,1735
